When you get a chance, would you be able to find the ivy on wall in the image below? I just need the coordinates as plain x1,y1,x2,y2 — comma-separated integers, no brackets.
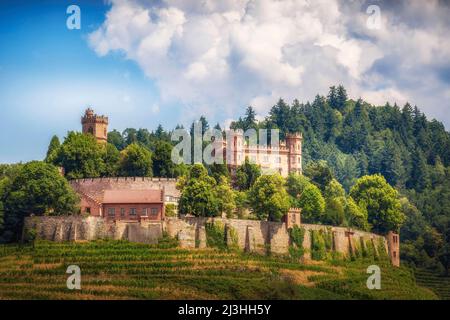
288,225,305,259
311,230,327,260
205,221,226,249
205,221,239,250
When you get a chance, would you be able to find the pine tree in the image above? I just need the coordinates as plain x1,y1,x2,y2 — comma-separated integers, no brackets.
408,147,430,191
380,139,403,187
243,106,257,131
45,135,60,163
327,86,338,109
336,85,348,112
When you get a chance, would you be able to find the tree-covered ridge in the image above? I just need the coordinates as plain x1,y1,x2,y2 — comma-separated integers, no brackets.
231,86,450,274
232,86,450,191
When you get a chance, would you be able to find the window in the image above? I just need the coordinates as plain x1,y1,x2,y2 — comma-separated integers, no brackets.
108,208,115,217
130,208,137,216
298,157,301,163
142,208,148,216
85,207,91,214
264,156,269,163
276,157,281,163
120,208,125,218
151,208,158,216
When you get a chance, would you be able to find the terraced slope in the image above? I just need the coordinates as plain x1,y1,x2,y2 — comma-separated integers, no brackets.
0,240,437,300
415,269,450,300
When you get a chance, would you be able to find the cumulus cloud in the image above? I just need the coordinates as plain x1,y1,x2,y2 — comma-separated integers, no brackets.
89,0,450,127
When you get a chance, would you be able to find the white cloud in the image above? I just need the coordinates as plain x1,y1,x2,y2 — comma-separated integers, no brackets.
88,0,450,127
151,103,160,114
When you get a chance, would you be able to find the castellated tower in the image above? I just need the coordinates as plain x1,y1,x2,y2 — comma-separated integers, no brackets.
226,129,245,176
286,132,303,174
81,108,108,144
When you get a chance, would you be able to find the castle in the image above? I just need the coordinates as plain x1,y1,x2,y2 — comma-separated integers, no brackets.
81,108,302,177
225,130,302,177
63,108,400,267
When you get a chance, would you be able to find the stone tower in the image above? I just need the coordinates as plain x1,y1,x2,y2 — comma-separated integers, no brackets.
387,231,400,267
81,108,108,144
225,129,244,176
286,132,303,174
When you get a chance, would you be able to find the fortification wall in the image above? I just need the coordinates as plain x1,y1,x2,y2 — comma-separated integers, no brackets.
69,177,180,200
23,216,162,244
23,215,391,262
164,217,388,258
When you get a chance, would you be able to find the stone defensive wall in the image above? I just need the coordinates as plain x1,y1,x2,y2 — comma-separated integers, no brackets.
69,177,180,199
23,216,163,244
23,215,394,263
165,217,389,259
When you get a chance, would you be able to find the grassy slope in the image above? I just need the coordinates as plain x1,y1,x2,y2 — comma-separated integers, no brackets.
414,269,450,300
0,239,437,300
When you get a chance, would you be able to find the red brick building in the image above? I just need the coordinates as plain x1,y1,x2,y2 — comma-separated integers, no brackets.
78,188,165,222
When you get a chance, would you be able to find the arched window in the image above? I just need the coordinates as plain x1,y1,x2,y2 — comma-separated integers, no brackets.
88,127,94,134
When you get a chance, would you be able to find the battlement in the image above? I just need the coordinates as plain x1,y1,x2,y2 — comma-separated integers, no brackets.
70,177,178,183
69,176,180,200
286,132,303,139
81,115,109,124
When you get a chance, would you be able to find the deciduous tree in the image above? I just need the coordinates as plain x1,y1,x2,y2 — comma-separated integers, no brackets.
350,174,405,233
249,174,290,221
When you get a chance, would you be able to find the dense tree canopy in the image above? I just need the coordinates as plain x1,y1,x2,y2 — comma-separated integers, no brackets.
297,183,326,223
54,132,106,179
235,158,261,190
178,164,219,217
249,174,290,221
350,174,405,233
119,143,153,177
0,161,79,242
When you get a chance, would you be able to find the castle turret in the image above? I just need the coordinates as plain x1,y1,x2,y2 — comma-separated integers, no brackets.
81,108,108,144
286,132,302,174
225,129,244,173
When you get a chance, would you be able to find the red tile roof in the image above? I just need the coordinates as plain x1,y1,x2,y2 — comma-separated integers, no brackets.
102,189,163,204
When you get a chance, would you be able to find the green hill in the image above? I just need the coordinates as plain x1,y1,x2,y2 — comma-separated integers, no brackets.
0,239,436,300
414,269,450,300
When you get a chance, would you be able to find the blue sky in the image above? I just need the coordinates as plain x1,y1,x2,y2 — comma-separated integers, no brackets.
0,0,169,163
1,0,449,163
